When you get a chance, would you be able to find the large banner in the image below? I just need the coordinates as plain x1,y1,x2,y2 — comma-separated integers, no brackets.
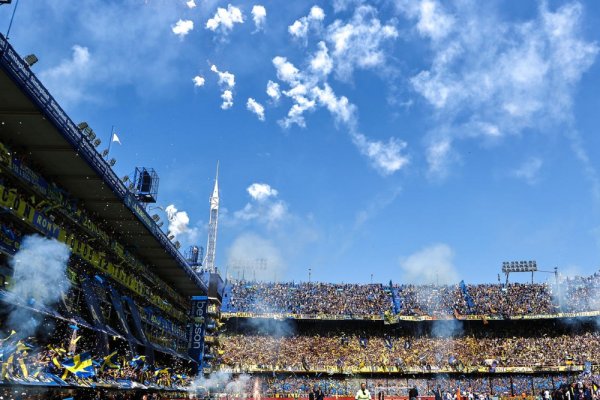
108,286,139,352
80,276,110,356
123,295,155,363
188,296,209,372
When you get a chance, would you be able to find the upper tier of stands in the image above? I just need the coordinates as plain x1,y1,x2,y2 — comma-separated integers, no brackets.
221,272,600,319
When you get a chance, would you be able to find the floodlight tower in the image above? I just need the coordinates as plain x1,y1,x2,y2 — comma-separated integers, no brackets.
203,162,220,273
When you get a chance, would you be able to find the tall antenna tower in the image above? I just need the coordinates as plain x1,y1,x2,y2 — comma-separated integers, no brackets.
203,162,219,273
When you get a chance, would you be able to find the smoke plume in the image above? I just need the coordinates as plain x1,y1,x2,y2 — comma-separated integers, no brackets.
189,371,253,396
6,235,71,337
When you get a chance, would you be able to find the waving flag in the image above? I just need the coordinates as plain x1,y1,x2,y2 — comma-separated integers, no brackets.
62,352,95,378
129,355,146,369
101,351,120,371
112,132,121,145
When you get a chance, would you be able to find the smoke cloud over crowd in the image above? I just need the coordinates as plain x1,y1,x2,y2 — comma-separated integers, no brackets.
5,235,71,337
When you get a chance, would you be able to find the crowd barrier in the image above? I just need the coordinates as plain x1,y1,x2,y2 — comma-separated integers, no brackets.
221,309,600,323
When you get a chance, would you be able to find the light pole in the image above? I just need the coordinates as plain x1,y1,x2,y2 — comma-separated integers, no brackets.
308,268,312,283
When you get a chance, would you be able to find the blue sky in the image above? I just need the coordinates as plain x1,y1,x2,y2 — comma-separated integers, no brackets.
2,0,600,285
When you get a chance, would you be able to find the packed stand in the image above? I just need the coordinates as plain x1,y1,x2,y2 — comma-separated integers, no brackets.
220,328,600,372
205,374,600,398
224,281,391,316
394,284,466,316
557,272,600,312
465,283,557,316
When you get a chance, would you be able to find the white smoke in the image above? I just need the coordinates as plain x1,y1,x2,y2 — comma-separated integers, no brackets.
225,233,285,281
6,235,71,337
399,243,459,284
165,204,191,238
189,371,253,396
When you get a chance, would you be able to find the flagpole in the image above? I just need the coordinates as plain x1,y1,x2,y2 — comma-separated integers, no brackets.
106,125,114,158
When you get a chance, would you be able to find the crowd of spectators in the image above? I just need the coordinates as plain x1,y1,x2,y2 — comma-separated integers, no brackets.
558,272,600,313
220,328,600,372
224,274,600,318
463,283,556,316
201,374,600,398
0,333,193,390
225,282,390,316
394,284,466,316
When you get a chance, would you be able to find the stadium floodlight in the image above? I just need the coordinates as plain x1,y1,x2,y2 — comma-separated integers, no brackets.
157,221,164,228
101,149,109,157
122,175,130,182
93,138,101,147
502,260,537,273
167,234,175,240
77,122,89,130
174,241,181,249
23,54,38,67
109,158,116,166
87,131,96,141
151,214,160,222
128,183,135,190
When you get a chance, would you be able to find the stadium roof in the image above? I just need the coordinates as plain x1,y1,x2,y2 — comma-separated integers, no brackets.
0,34,206,297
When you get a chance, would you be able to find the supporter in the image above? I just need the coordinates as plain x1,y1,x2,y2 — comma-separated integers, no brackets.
356,383,372,400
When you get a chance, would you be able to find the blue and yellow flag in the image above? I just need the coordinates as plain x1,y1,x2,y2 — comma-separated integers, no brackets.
61,352,95,378
129,355,146,369
154,367,170,376
101,351,120,371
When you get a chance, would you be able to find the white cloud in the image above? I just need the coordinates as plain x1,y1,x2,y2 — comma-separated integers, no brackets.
266,80,281,101
309,5,326,21
221,90,234,109
288,6,326,41
18,2,195,106
251,5,266,31
39,45,92,105
332,0,366,13
426,136,454,178
206,4,244,35
192,75,205,87
271,51,409,174
405,1,598,176
397,0,454,40
351,132,409,175
325,5,398,80
229,183,288,228
172,19,194,37
309,41,333,76
186,0,196,9
272,56,301,84
399,243,459,285
513,157,543,185
210,64,236,88
247,183,278,201
246,98,265,121
211,65,236,109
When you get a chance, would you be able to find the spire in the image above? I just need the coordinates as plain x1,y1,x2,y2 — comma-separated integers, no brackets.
210,161,219,210
204,161,220,273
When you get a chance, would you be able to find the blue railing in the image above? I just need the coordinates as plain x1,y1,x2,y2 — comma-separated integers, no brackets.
0,33,206,294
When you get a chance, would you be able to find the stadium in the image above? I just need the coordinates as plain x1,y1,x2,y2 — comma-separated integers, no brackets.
1,3,600,400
